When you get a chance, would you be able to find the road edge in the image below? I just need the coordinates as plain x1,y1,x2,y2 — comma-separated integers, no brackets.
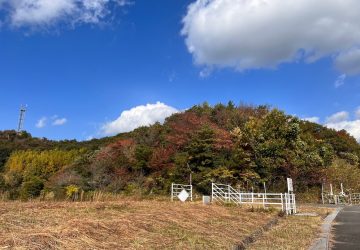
309,207,343,250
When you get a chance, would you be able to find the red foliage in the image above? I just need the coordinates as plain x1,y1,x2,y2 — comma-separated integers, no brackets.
165,112,209,147
149,146,176,171
166,112,233,150
95,139,135,161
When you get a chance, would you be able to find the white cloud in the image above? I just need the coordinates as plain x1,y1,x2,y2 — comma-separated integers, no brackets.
335,48,360,76
35,117,47,128
325,120,360,142
182,0,360,74
324,110,360,142
101,102,178,136
52,117,67,126
334,74,346,88
303,117,320,123
325,111,349,124
0,0,129,28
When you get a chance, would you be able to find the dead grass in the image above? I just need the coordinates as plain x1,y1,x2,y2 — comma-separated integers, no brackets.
0,200,278,249
248,205,334,250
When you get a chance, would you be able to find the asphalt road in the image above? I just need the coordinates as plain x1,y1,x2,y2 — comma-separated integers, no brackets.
332,206,360,250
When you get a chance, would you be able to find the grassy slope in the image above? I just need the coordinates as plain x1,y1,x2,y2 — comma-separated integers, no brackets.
0,200,278,249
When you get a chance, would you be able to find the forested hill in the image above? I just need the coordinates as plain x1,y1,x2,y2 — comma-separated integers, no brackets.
0,130,125,171
1,102,360,200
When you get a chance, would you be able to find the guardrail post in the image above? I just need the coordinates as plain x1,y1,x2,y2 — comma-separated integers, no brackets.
211,183,214,202
171,183,174,202
190,185,193,201
251,192,254,203
228,185,230,202
262,193,265,208
281,193,284,211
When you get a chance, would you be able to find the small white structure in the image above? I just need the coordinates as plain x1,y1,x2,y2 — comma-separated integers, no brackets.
171,183,193,202
202,195,211,205
211,183,296,215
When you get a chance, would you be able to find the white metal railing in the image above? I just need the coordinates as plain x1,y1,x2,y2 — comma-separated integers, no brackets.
350,193,360,204
171,183,193,202
211,183,296,214
323,193,347,205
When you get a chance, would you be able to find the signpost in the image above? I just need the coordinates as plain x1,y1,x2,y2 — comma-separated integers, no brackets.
177,189,190,202
286,178,296,214
287,178,293,193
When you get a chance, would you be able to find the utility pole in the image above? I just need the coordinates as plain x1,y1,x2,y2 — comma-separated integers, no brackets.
187,163,192,186
17,105,27,133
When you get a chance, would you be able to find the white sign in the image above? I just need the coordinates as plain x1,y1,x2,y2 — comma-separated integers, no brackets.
177,189,189,202
287,178,293,192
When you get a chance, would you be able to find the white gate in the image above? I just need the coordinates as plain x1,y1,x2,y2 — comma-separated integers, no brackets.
211,183,296,214
171,183,193,202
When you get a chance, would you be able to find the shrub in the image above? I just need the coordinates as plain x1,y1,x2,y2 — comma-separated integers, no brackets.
19,176,44,200
65,185,80,201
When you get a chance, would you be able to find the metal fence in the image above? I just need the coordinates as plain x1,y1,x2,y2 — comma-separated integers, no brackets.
171,183,193,202
211,183,296,214
350,193,360,204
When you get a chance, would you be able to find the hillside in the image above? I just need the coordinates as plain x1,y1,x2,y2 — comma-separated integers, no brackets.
1,102,360,200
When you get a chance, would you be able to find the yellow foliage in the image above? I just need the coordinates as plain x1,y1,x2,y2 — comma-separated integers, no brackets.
4,149,84,183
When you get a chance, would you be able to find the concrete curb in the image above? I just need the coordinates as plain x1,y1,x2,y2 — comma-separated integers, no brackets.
309,207,343,250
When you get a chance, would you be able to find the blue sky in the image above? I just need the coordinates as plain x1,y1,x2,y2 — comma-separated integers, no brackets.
0,0,360,141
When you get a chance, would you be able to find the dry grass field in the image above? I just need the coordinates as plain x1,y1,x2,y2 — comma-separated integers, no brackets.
248,205,334,250
0,199,279,250
0,200,332,250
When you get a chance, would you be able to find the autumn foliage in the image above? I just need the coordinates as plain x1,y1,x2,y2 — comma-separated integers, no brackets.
0,102,360,200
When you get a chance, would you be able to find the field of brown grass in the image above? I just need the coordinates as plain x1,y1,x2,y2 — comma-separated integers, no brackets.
0,199,279,249
248,205,334,250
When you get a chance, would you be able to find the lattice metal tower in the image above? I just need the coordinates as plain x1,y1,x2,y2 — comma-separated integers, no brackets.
17,105,27,133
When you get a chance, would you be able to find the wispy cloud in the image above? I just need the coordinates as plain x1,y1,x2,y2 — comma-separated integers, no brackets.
325,111,349,123
35,115,67,127
0,0,131,30
52,118,67,126
303,117,320,123
35,117,47,128
334,74,346,88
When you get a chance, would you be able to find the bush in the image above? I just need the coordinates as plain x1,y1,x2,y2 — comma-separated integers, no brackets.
19,176,44,200
65,185,80,201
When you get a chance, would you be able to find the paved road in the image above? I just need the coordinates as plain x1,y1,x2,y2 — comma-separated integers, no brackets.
332,206,360,250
